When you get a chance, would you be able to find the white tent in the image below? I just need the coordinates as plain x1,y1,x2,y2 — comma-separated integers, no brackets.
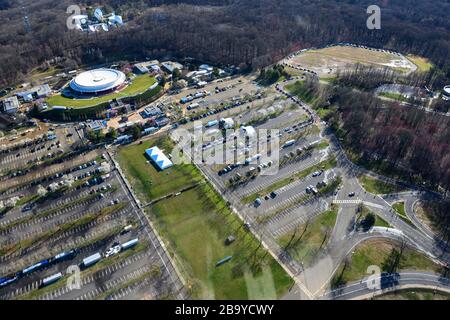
145,146,173,170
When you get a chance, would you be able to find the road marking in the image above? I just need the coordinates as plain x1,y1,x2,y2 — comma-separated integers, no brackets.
332,199,361,204
362,201,385,209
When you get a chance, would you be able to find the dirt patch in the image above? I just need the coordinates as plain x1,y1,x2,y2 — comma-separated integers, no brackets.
289,46,415,77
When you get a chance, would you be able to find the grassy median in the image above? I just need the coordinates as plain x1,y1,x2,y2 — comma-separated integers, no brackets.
358,174,405,195
331,239,441,288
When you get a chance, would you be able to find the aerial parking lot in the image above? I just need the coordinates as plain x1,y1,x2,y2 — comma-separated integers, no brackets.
0,32,449,303
0,149,183,300
0,124,83,174
1,62,448,301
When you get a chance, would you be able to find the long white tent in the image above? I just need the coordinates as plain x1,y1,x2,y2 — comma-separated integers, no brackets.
145,146,173,171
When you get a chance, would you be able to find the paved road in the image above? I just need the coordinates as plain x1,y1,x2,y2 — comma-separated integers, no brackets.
274,77,450,299
319,271,450,300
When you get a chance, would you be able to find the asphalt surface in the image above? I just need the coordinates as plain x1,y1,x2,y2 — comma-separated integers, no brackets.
189,75,450,300
0,148,183,300
2,69,449,300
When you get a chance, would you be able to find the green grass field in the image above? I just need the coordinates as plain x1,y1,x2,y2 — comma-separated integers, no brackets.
46,75,157,108
277,208,337,267
117,137,202,202
406,55,434,72
332,239,441,288
356,205,390,229
285,80,337,120
378,92,409,102
374,216,390,228
393,202,406,217
391,201,415,227
285,81,320,105
117,136,293,299
358,175,405,195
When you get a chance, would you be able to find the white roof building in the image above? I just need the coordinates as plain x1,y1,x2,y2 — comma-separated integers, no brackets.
240,126,257,139
161,61,183,74
199,64,213,72
220,118,235,130
1,96,20,114
70,69,126,94
145,146,173,170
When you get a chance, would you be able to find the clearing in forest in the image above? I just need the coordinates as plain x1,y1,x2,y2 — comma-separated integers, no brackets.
289,45,417,77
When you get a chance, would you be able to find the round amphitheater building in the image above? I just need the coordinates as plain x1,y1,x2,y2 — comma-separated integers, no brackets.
69,68,126,95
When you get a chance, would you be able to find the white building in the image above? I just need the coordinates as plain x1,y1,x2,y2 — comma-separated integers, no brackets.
219,118,235,130
1,96,20,114
161,61,183,74
240,126,257,139
16,84,52,102
199,64,213,72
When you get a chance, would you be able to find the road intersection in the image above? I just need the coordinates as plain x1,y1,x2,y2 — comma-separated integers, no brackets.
135,73,450,300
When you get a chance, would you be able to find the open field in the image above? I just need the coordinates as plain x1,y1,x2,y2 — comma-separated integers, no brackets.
285,81,320,105
285,80,338,119
332,239,441,288
117,136,293,299
406,55,434,72
46,75,157,108
378,92,409,102
289,46,416,77
277,208,337,267
358,175,405,195
117,137,202,202
29,66,62,83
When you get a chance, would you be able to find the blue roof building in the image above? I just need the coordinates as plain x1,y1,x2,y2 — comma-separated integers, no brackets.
145,146,173,170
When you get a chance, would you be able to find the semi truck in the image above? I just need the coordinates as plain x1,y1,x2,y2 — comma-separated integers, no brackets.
205,120,218,128
81,253,102,268
282,139,296,148
121,238,139,251
20,259,50,276
41,273,63,287
244,154,262,165
53,249,78,263
187,103,200,110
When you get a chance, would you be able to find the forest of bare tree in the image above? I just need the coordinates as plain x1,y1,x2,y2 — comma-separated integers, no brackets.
291,78,450,193
0,0,449,87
